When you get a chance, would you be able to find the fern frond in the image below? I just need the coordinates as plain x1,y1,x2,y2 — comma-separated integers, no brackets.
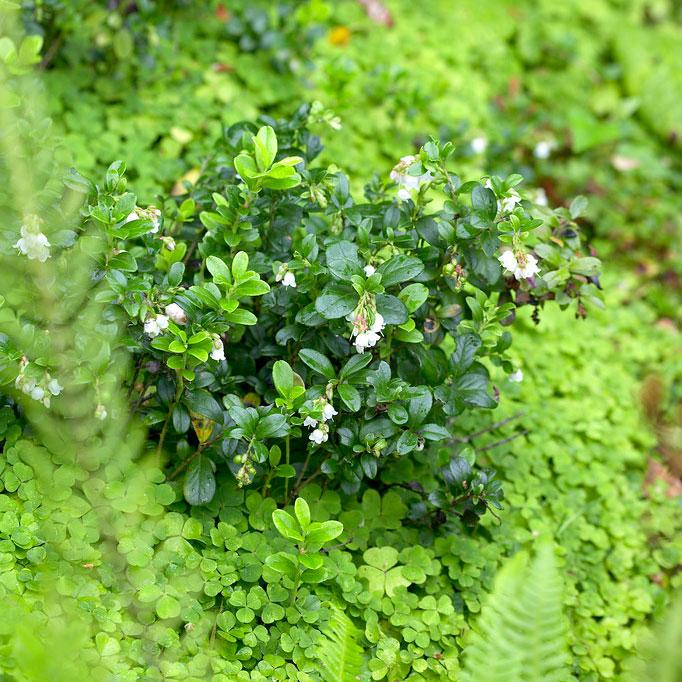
628,593,682,682
462,543,570,682
315,603,366,682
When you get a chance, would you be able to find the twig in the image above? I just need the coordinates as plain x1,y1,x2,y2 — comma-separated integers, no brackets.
155,373,184,462
284,435,290,501
295,467,324,492
126,355,144,398
458,411,526,442
39,35,63,70
476,430,529,453
321,538,353,554
167,448,201,481
167,433,222,481
291,450,312,501
210,599,223,647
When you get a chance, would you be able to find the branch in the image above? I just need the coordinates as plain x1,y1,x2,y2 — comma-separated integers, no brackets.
476,430,529,453
457,411,526,442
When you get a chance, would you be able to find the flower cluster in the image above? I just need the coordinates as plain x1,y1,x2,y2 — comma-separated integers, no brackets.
14,215,51,262
125,205,162,233
143,313,169,338
485,179,522,214
210,334,225,361
165,303,187,325
276,264,297,288
76,114,599,507
14,358,62,408
390,155,433,201
349,303,385,354
303,398,338,445
498,249,541,281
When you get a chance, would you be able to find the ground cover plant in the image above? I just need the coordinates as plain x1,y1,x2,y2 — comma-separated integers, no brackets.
0,1,681,681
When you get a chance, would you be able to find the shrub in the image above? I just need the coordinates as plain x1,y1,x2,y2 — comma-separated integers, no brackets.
60,107,602,519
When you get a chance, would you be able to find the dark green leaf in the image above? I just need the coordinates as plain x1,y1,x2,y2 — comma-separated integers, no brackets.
407,387,432,428
315,284,358,319
255,414,289,439
183,455,216,506
472,184,498,220
396,431,418,455
299,349,336,380
450,334,481,376
378,255,424,287
338,383,361,411
326,241,363,280
376,294,408,324
339,353,373,381
184,389,223,422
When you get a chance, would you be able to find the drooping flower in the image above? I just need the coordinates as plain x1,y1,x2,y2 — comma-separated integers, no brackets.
498,250,518,273
498,250,540,281
390,155,432,201
370,312,385,333
309,425,329,445
471,136,488,154
354,330,381,354
281,271,297,288
14,215,51,262
144,314,170,338
210,335,225,361
30,385,45,402
46,378,62,396
95,404,108,420
500,189,521,213
303,416,318,428
350,307,385,353
148,207,162,234
509,369,524,382
535,188,548,206
276,264,297,288
322,402,338,422
533,140,554,160
364,264,376,277
165,302,187,325
18,377,35,395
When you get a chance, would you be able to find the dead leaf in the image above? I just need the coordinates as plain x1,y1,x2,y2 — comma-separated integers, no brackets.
191,413,215,444
171,167,201,196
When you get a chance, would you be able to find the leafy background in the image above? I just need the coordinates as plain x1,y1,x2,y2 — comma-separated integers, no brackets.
1,0,681,680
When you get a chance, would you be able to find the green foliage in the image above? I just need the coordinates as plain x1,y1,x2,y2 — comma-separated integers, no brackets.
65,112,597,517
24,0,680,316
225,0,330,73
462,544,569,682
628,593,682,682
0,1,680,680
0,289,679,680
314,603,365,682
